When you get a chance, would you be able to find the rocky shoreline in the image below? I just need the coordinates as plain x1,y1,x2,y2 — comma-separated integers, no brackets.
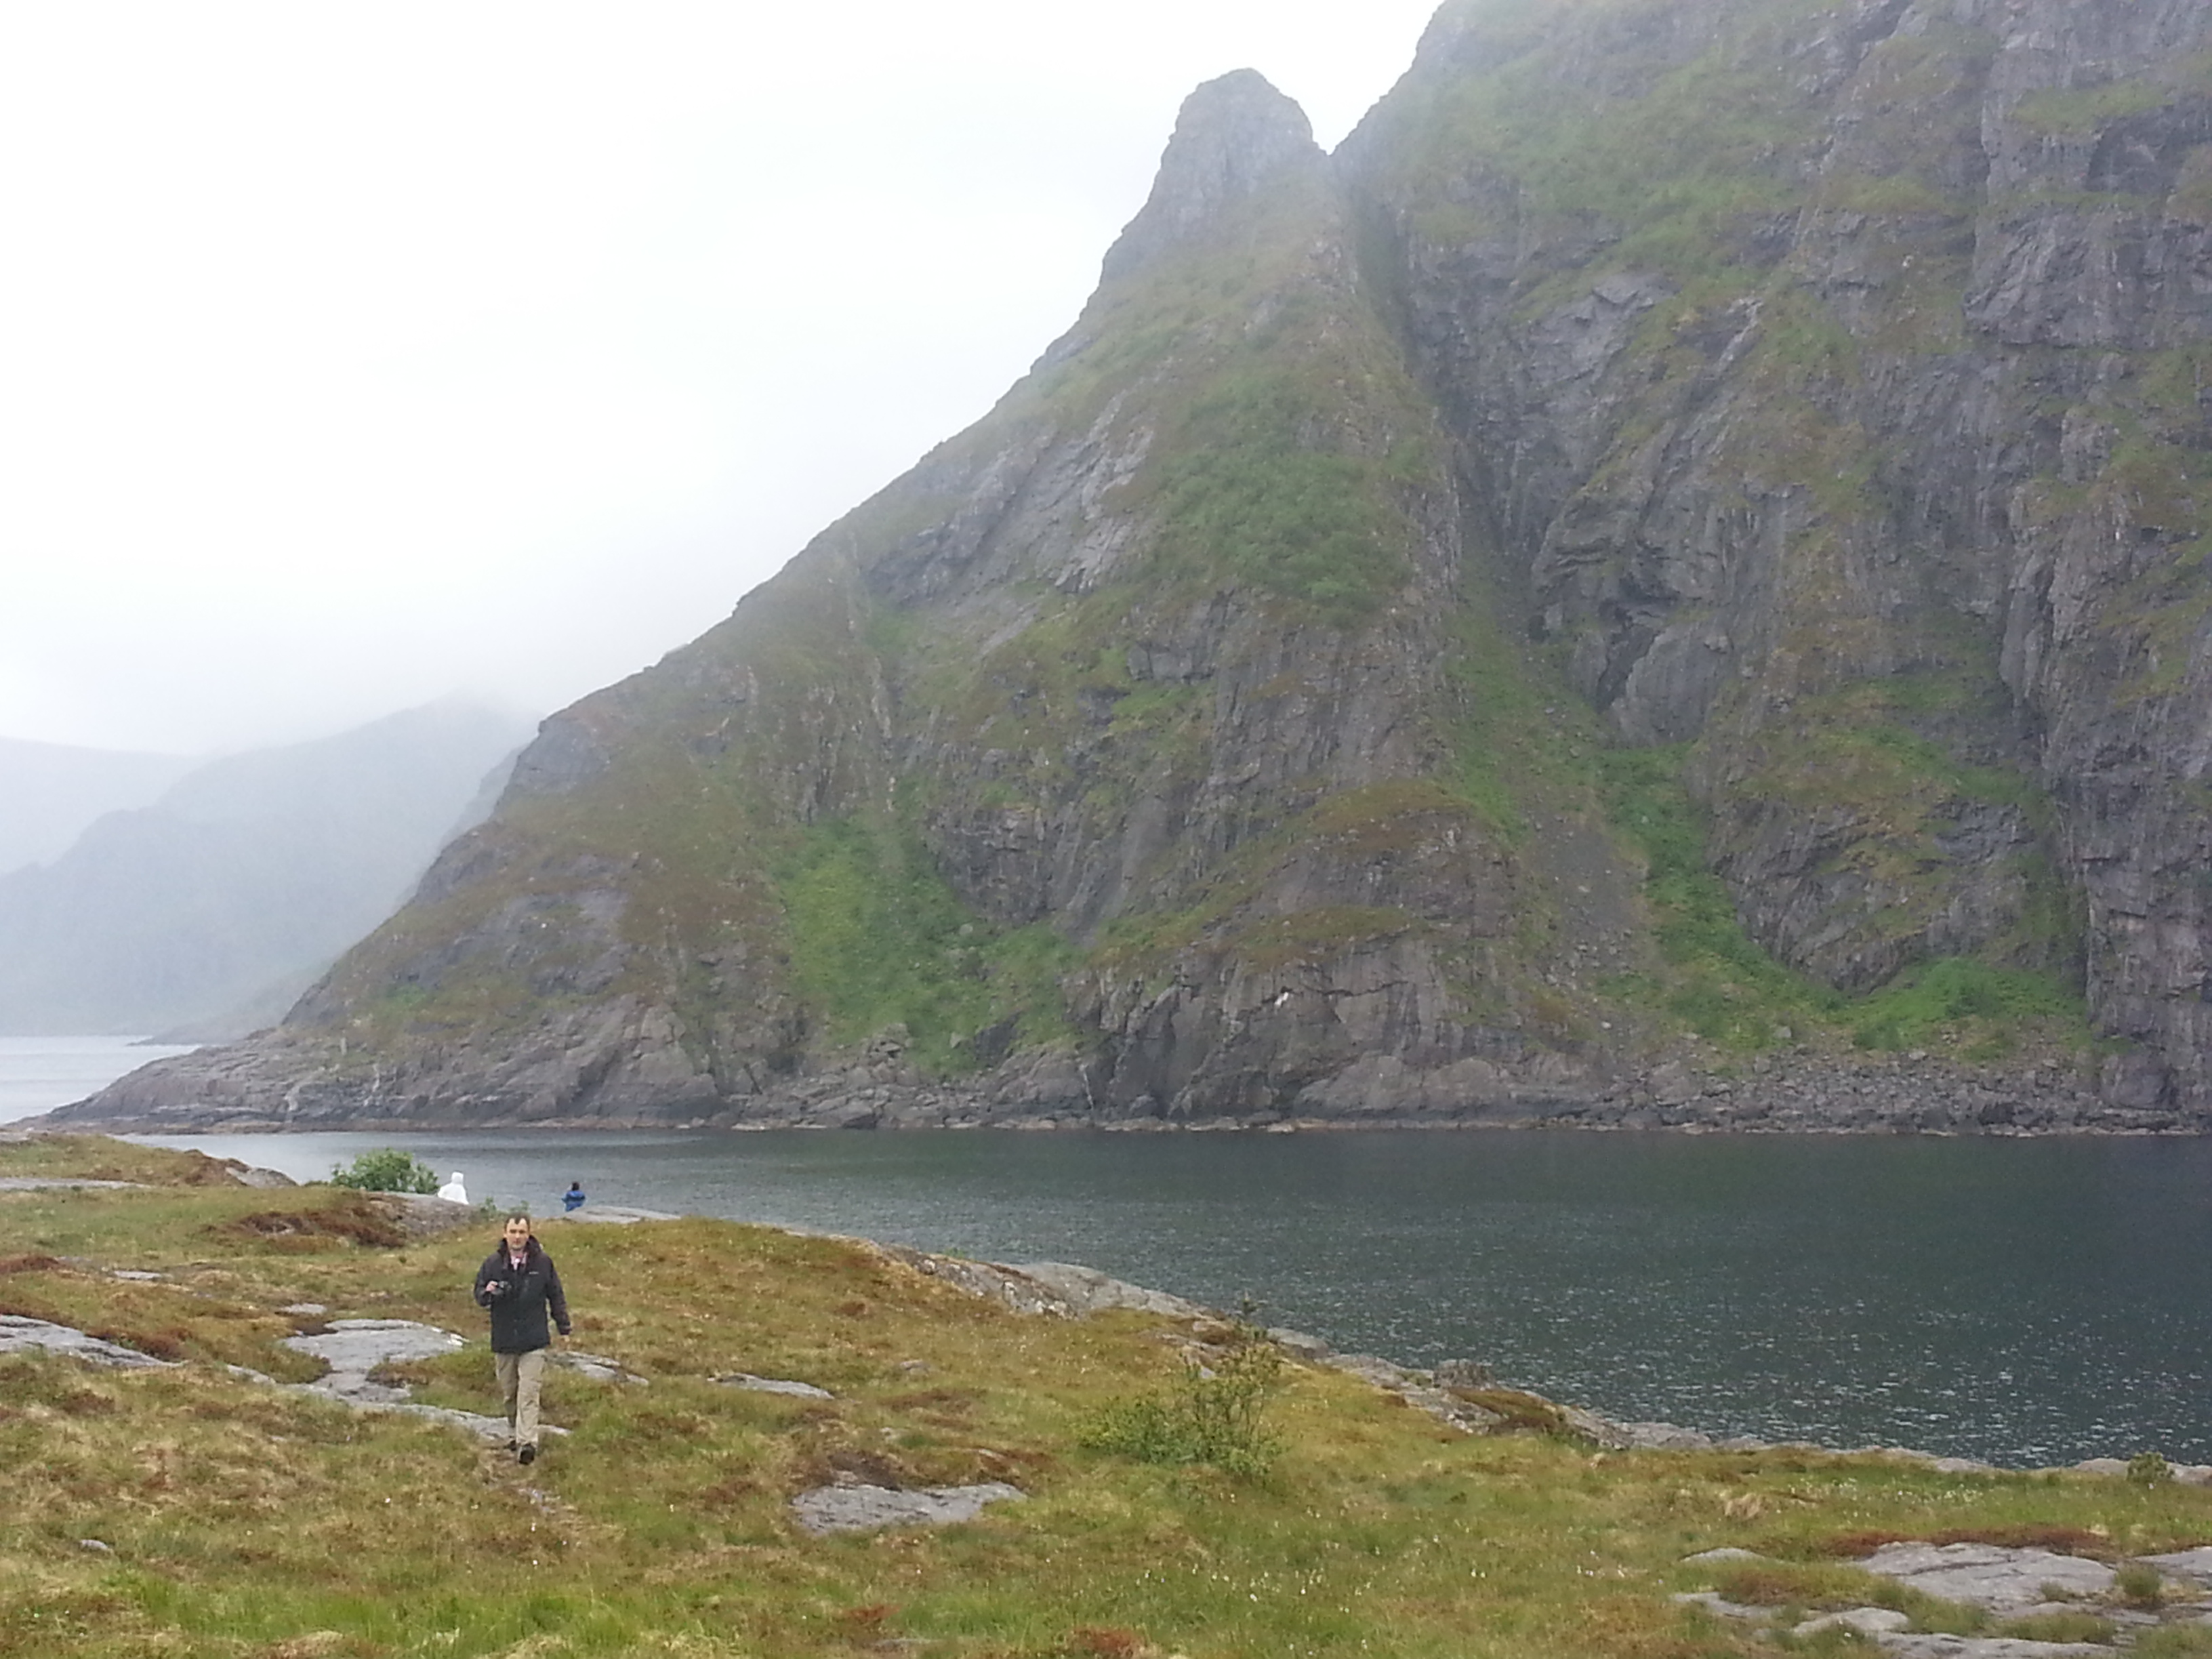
707,1044,2144,1136
33,1029,2186,1138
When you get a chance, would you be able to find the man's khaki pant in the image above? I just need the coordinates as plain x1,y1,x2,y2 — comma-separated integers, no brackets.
495,1347,548,1448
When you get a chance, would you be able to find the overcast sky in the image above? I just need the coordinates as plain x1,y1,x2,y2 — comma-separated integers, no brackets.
0,2,1444,759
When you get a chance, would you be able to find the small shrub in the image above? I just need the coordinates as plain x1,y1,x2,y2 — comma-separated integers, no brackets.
2115,1562,2166,1609
327,1149,439,1195
1080,1326,1285,1477
2128,1450,2173,1486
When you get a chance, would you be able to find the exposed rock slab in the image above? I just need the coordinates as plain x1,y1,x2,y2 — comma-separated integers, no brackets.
1876,1640,2108,1658
1795,1607,1912,1639
1856,1541,2115,1613
789,1481,1025,1536
1671,1591,1767,1622
0,1313,178,1368
1000,1261,1209,1320
277,1317,561,1441
877,1246,1084,1317
282,1318,466,1406
2141,1546,2212,1587
553,1350,643,1385
556,1204,677,1225
718,1373,832,1399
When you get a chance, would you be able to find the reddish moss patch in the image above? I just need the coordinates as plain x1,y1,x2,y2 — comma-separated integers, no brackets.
1711,1563,1830,1606
209,1194,409,1250
86,1324,188,1361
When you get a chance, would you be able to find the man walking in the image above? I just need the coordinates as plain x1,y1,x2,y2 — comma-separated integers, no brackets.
473,1212,571,1465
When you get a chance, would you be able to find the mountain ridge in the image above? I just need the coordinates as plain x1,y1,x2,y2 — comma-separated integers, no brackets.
0,701,533,1038
49,0,2212,1132
0,738,197,878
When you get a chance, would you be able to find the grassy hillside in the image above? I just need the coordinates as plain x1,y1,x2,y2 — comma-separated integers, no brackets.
5,1137,2212,1656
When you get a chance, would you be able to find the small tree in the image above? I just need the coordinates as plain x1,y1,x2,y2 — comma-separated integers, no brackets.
1078,1317,1286,1477
329,1148,440,1195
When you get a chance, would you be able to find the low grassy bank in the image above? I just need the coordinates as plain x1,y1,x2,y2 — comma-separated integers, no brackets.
3,1136,2211,1658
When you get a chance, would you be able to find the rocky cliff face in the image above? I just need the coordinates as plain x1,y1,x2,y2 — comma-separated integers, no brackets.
1349,0,2212,1113
54,0,2212,1134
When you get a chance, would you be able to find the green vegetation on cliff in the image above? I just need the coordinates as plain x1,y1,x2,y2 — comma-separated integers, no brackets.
7,1139,2212,1657
772,814,1077,1074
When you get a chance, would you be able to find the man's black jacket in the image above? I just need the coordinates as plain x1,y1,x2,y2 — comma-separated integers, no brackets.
472,1235,571,1354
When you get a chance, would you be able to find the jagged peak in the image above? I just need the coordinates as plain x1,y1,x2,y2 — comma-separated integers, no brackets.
1098,68,1321,283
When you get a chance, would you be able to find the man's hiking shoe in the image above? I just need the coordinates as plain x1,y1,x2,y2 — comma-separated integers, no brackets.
505,1440,516,1452
518,1444,537,1466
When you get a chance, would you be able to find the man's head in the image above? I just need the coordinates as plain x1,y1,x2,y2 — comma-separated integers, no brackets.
503,1214,533,1254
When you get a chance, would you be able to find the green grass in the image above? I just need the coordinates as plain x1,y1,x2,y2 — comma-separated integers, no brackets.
1847,958,2090,1056
771,816,1078,1073
2009,79,2172,136
1389,0,1835,284
9,1138,2212,1657
1149,365,1415,626
1598,745,1837,1050
1445,602,1579,844
1596,743,2091,1060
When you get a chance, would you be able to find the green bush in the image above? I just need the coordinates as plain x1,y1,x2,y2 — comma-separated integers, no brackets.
327,1149,441,1195
2129,1450,2174,1486
1080,1326,1286,1477
2116,1561,2167,1608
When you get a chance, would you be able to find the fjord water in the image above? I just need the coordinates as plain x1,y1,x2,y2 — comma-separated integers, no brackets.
123,1122,2212,1471
18,1036,2205,1469
0,1036,194,1126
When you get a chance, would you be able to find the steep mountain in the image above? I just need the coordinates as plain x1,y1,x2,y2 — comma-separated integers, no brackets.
0,701,531,1036
0,739,197,876
55,0,2212,1132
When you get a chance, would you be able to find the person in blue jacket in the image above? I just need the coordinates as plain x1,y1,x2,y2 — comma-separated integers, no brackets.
472,1213,571,1465
562,1181,586,1213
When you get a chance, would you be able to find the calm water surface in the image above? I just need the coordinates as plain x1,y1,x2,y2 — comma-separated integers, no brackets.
0,1036,194,1126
